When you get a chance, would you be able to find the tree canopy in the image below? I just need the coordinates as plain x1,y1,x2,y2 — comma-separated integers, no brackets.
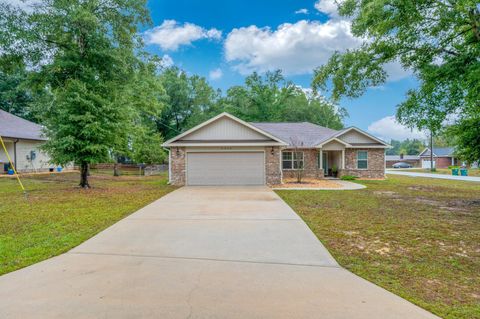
224,71,347,129
0,0,151,187
312,0,480,162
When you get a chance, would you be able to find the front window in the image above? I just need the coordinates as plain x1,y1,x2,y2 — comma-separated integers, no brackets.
357,151,368,169
282,151,304,169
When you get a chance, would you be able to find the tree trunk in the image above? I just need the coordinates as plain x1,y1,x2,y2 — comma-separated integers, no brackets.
113,162,120,176
79,162,90,189
430,131,434,172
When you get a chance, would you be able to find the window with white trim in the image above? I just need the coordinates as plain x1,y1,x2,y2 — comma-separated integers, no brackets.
357,151,368,169
282,151,304,170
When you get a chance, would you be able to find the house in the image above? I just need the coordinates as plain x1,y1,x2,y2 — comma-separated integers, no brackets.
162,112,390,186
385,154,420,168
0,110,52,173
419,147,458,169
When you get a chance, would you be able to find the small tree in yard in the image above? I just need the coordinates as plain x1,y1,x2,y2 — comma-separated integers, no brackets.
0,0,151,188
290,137,305,183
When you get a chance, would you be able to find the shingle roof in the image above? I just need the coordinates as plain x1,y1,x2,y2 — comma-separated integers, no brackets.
0,110,46,141
250,122,339,147
420,147,454,157
386,155,420,161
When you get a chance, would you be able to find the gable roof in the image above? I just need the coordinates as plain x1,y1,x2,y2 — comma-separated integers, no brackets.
419,147,454,157
0,110,46,141
250,122,338,147
162,112,288,147
330,127,390,147
386,155,420,161
251,123,389,148
163,112,390,148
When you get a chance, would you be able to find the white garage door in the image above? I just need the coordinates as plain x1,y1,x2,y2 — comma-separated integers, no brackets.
187,152,265,186
422,160,436,168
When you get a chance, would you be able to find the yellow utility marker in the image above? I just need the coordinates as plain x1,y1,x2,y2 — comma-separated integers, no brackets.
0,135,27,195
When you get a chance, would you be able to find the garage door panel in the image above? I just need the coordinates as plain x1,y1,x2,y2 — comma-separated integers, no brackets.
187,152,264,185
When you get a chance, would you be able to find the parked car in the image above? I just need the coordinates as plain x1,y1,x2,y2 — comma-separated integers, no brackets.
392,162,413,168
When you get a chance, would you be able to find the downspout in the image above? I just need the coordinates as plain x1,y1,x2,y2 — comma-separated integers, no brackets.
13,139,19,171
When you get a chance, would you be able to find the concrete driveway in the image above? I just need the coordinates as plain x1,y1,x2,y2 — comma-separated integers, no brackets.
0,186,438,319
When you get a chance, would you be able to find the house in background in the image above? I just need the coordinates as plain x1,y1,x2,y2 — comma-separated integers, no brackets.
0,110,52,173
163,112,390,186
419,147,458,169
385,154,421,168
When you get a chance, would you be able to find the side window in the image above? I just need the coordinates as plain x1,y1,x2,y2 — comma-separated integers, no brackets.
357,151,368,169
282,152,292,169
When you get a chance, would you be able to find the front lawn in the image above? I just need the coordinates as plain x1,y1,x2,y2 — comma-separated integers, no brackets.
276,175,480,319
0,172,176,276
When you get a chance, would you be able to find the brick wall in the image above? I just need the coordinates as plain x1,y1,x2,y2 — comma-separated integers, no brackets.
436,157,455,168
170,147,186,186
341,148,385,179
265,146,282,185
282,148,323,179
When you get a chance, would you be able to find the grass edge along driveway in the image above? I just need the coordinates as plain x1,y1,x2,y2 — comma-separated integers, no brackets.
0,172,177,276
276,175,480,319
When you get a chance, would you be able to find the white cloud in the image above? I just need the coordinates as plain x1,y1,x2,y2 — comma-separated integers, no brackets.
295,8,309,14
160,54,174,68
144,20,222,51
383,61,412,81
368,116,427,141
209,68,223,80
314,0,341,17
224,20,361,75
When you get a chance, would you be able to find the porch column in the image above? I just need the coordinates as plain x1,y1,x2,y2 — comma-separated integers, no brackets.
319,149,323,172
341,149,345,169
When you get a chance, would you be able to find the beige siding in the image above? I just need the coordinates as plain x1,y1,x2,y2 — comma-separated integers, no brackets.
322,140,345,150
180,117,270,141
0,141,14,164
15,140,52,172
338,130,380,144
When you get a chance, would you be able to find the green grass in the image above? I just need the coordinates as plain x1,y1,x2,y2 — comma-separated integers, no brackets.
276,175,480,319
0,172,176,276
397,168,480,177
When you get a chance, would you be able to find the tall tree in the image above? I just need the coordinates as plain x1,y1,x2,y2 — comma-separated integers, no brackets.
224,71,346,129
157,67,220,140
224,71,296,122
0,0,150,188
312,0,480,161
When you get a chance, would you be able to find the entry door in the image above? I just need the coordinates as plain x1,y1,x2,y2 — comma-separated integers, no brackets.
322,152,328,175
187,152,265,186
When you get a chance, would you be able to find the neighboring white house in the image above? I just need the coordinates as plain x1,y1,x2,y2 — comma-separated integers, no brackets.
0,110,54,173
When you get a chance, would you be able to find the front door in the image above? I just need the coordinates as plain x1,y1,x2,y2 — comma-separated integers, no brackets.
322,152,328,176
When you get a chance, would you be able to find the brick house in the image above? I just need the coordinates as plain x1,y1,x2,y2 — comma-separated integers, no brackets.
163,112,390,186
419,147,458,169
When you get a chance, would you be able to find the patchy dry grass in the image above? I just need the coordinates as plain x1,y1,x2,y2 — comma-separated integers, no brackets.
276,175,480,319
0,172,176,276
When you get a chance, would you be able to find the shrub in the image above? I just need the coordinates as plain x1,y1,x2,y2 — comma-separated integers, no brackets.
341,175,358,181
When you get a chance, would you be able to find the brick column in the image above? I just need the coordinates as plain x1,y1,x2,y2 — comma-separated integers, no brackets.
170,147,186,186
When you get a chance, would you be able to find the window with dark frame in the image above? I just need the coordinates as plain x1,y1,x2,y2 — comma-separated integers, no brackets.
282,151,304,169
357,150,368,169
